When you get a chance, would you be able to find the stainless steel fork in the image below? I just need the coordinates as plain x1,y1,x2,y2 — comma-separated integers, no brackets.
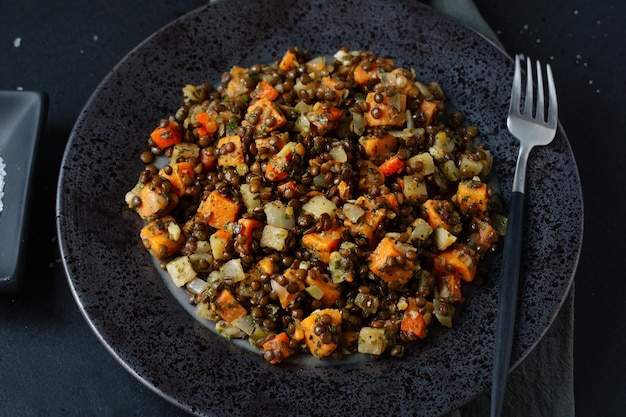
490,55,558,417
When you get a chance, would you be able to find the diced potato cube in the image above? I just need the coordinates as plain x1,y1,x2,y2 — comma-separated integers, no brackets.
210,231,231,260
260,225,289,251
220,258,246,282
410,218,433,241
408,152,435,176
240,183,262,211
433,226,457,251
166,256,197,287
358,327,387,355
402,175,428,200
301,195,337,219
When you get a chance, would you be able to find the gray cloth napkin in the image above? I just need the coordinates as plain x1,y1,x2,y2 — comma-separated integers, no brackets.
426,1,576,416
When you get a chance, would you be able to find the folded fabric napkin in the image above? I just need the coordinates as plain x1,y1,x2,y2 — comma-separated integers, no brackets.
425,1,576,416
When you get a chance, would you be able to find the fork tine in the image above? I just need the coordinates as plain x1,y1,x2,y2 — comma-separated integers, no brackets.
509,55,522,116
546,63,558,128
523,57,534,117
535,60,545,121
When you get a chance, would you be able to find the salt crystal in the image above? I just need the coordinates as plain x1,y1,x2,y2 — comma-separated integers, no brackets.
0,151,6,214
13,37,21,48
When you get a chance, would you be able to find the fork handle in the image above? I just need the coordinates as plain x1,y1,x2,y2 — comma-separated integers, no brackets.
490,190,525,417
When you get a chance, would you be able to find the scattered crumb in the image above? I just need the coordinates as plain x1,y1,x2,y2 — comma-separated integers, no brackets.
0,152,6,214
13,37,21,48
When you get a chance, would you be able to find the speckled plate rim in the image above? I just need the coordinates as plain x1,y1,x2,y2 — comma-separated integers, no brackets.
55,1,583,416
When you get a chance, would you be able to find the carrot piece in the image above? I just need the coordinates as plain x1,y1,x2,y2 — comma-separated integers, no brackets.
217,135,246,168
236,217,263,255
301,227,344,264
262,332,293,364
367,236,414,286
364,92,407,127
300,308,342,358
437,274,463,303
199,147,217,171
150,121,182,149
212,289,248,323
135,181,179,220
140,215,184,259
159,161,195,197
305,269,340,307
454,178,490,216
343,195,386,240
358,133,398,160
194,110,219,138
433,244,477,282
278,49,299,72
251,80,279,101
378,154,405,176
245,97,287,134
421,199,462,235
197,190,242,230
400,298,429,339
277,181,302,198
419,100,439,126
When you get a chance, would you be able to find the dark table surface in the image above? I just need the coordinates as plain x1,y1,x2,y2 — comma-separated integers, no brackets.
1,1,624,416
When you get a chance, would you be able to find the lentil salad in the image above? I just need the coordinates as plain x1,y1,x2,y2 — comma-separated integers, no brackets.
125,47,502,364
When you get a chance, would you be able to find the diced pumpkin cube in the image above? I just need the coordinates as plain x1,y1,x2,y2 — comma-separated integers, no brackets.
132,180,179,220
300,308,342,359
197,190,242,230
212,289,248,323
359,133,398,160
421,199,462,235
433,244,477,282
454,178,490,216
301,227,344,264
159,161,195,197
139,215,184,259
343,195,386,240
364,92,406,127
225,66,251,101
245,97,287,135
305,269,340,307
217,135,246,168
262,332,293,364
367,236,415,286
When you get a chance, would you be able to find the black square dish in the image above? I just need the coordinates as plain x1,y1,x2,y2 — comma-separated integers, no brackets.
0,90,48,292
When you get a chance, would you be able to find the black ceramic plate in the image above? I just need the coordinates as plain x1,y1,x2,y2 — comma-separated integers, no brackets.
56,1,583,416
